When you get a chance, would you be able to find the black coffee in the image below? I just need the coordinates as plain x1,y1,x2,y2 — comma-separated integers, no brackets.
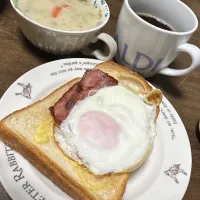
137,13,174,31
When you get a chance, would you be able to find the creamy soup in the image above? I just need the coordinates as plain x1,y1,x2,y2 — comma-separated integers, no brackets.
18,0,101,31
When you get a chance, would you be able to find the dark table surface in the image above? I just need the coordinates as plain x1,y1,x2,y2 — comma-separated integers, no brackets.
0,0,200,199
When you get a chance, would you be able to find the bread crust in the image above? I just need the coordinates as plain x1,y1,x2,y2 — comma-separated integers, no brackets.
0,61,162,200
94,61,152,92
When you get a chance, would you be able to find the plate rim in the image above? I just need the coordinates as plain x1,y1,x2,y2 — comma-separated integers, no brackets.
0,58,192,200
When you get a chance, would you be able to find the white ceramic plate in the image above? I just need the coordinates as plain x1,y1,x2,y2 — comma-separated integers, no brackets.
0,58,191,200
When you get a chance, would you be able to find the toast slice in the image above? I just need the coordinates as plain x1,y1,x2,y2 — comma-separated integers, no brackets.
0,61,161,200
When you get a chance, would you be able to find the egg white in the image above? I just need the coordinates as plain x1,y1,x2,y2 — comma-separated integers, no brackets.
55,86,157,175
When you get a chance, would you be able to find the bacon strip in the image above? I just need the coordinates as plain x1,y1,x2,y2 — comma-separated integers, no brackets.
50,69,118,124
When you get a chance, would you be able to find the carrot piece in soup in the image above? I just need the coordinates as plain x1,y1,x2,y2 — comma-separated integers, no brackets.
51,6,62,18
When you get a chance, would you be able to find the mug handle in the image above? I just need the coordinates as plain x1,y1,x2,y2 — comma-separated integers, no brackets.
81,33,117,61
159,43,200,76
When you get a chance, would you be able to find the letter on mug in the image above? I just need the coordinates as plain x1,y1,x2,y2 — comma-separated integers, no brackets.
133,52,154,70
115,36,164,72
132,52,164,71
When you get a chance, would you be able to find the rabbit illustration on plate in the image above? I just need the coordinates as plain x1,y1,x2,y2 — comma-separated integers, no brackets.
15,83,32,99
165,164,187,183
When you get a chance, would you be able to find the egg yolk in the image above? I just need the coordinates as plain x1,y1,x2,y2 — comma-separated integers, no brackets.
78,111,120,149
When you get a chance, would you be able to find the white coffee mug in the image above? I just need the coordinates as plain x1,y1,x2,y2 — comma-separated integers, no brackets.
11,0,117,61
115,0,200,77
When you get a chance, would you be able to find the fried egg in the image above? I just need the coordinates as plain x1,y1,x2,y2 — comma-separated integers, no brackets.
55,85,157,175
